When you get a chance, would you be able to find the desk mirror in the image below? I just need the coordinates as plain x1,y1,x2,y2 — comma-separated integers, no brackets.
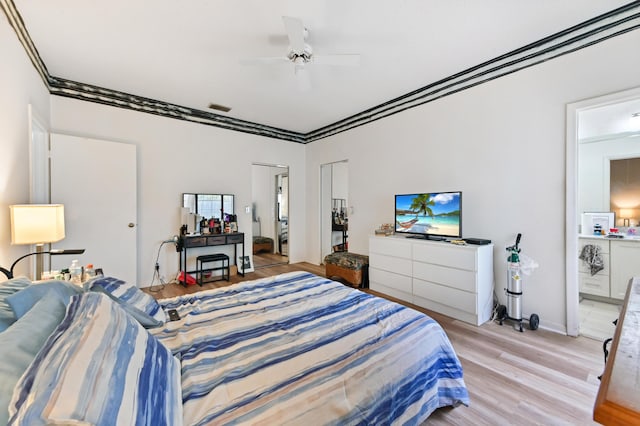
182,193,234,219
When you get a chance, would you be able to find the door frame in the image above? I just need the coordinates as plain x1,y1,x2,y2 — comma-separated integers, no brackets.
565,86,640,336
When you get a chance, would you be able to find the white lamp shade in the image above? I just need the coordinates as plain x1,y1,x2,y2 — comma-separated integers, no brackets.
10,204,65,245
620,208,633,219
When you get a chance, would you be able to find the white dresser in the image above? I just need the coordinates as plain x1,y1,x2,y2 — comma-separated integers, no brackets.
369,235,494,326
579,236,640,300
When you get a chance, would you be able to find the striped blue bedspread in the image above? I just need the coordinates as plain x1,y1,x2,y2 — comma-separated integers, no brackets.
153,271,469,425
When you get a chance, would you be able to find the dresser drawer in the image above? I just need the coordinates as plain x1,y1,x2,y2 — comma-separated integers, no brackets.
578,253,609,276
207,236,227,245
184,237,206,247
578,238,609,254
370,237,411,259
412,243,476,271
579,272,609,297
226,234,244,244
370,267,412,294
413,278,477,314
369,252,412,276
413,261,476,292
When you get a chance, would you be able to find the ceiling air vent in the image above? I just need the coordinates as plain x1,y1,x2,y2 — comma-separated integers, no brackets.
208,103,231,113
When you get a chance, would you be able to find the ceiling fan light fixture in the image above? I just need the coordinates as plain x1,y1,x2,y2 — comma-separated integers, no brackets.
208,103,232,113
293,56,306,75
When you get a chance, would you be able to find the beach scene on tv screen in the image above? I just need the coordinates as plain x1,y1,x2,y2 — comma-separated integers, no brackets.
395,193,461,236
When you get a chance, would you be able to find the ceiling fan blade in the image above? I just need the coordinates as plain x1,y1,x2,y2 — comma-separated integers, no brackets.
312,54,361,67
282,16,306,53
295,66,311,92
239,56,290,66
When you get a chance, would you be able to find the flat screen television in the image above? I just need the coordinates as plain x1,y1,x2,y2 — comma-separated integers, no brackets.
395,192,462,240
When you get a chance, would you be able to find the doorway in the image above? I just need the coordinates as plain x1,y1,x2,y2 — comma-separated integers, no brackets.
566,87,640,338
320,160,348,263
251,163,289,269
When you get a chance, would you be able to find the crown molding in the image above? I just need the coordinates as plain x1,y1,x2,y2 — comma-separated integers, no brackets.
2,0,639,144
48,77,306,143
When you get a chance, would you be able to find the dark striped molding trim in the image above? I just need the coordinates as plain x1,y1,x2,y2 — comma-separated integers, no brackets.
2,0,639,144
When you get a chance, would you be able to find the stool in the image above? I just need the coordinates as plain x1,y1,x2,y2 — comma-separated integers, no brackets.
253,236,274,254
196,253,229,286
324,252,369,289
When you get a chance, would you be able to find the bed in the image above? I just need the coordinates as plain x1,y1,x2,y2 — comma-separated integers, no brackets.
0,271,469,425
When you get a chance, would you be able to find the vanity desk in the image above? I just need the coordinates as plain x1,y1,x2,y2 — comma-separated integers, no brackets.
178,232,245,286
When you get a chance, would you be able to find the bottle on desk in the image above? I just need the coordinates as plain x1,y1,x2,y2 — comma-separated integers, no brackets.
69,260,83,285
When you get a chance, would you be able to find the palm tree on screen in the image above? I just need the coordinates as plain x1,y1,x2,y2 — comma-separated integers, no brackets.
410,194,435,218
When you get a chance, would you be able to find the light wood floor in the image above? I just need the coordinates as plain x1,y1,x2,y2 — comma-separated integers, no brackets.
253,251,289,269
579,297,620,341
144,262,604,425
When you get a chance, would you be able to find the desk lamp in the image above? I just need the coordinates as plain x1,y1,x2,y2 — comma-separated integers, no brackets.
0,204,85,280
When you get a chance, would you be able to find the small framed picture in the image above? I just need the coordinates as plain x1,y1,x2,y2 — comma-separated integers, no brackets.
237,255,254,273
230,222,238,232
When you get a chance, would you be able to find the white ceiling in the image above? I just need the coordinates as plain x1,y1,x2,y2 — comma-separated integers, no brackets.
579,98,640,140
12,0,633,134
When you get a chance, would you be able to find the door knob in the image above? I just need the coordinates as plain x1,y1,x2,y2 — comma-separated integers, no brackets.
128,223,135,228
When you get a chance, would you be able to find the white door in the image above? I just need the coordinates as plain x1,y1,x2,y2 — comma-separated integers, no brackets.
50,134,137,284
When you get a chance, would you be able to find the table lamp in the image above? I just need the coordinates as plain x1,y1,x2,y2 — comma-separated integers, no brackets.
1,204,85,280
620,209,632,227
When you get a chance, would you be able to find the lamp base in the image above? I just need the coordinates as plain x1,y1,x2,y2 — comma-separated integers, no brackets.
35,244,44,281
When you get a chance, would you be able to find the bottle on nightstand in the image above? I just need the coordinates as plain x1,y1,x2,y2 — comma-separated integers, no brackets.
84,264,96,280
69,259,83,285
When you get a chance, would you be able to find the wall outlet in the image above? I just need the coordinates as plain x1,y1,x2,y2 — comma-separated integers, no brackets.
245,205,251,214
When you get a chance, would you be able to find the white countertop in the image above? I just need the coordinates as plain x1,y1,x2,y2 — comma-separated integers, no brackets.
580,234,640,241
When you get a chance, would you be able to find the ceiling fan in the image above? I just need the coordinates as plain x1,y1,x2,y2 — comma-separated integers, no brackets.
243,16,360,90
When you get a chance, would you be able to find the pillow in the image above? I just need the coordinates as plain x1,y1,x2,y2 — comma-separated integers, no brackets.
0,293,67,425
85,276,166,324
8,292,182,426
0,277,32,331
90,284,162,328
6,280,83,319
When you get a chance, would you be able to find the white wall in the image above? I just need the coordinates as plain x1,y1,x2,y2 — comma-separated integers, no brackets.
50,97,305,287
0,16,51,278
305,29,640,333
